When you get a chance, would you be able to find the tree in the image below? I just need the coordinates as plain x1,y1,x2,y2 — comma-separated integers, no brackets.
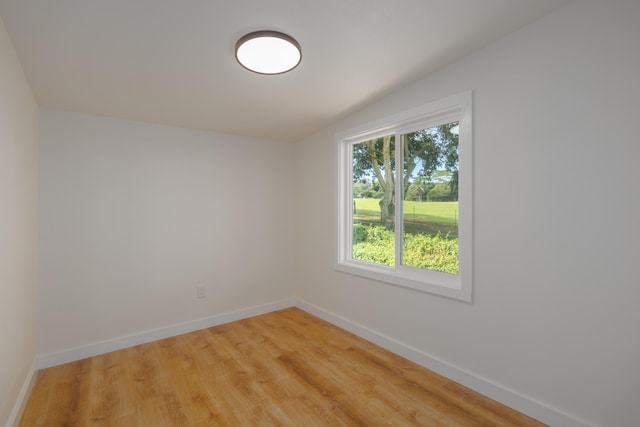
427,183,454,201
352,123,458,226
405,176,431,201
353,135,395,227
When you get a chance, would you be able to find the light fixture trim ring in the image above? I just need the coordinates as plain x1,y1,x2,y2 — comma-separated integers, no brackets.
235,30,302,75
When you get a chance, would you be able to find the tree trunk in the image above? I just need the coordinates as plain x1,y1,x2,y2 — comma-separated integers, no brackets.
378,136,394,228
364,135,395,228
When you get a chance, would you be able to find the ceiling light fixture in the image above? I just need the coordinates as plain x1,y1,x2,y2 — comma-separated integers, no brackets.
235,30,302,75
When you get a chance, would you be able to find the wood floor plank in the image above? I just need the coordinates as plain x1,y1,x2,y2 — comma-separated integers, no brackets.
19,308,547,426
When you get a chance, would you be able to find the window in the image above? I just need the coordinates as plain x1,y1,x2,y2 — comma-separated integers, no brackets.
336,92,473,301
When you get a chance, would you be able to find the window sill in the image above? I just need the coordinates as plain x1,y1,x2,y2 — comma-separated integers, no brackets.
335,261,472,302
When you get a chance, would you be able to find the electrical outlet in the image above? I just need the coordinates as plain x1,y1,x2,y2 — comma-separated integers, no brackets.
196,286,206,299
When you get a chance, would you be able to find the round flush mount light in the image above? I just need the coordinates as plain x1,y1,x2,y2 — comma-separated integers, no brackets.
235,30,302,75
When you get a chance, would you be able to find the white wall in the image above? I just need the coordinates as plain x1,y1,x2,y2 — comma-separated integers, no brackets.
38,110,296,356
294,1,640,426
0,16,38,427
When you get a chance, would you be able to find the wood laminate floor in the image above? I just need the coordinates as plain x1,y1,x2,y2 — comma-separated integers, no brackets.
19,308,546,426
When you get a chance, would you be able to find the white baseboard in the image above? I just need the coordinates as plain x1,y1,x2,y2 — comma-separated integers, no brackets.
294,298,594,427
6,358,38,427
37,298,296,369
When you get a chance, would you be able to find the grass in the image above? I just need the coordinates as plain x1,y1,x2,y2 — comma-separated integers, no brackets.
353,198,458,237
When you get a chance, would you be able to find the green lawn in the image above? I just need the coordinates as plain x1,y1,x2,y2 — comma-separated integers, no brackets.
353,198,458,237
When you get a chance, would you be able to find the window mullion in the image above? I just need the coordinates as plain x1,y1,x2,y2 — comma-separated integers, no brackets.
394,132,403,269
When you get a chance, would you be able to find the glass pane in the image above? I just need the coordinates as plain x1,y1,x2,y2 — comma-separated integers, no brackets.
401,122,459,274
351,135,395,266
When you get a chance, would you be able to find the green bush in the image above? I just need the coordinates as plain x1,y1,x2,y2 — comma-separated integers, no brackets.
403,232,458,274
353,223,368,244
351,225,458,274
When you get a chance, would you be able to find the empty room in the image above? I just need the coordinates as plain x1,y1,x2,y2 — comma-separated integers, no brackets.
1,1,639,426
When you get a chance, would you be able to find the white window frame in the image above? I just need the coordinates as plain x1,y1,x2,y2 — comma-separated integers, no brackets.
336,91,473,302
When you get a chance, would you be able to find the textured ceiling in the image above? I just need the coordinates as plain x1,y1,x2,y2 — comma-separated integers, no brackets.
0,0,572,142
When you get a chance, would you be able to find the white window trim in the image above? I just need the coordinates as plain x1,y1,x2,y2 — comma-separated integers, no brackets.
335,91,473,302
